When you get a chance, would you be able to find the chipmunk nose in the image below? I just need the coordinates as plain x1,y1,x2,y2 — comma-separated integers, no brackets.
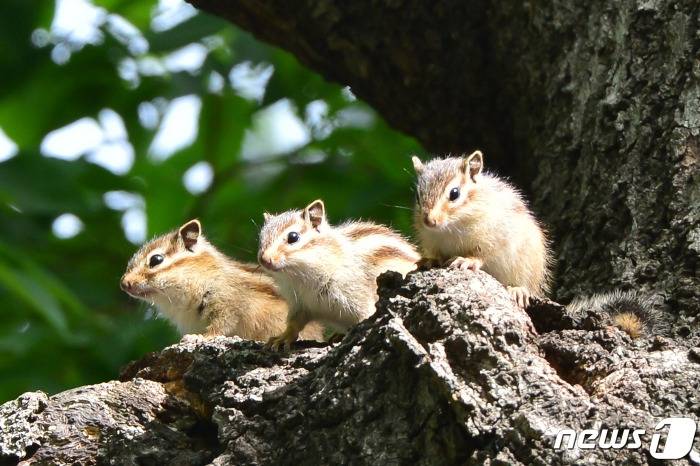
258,253,274,270
423,213,437,228
120,277,132,292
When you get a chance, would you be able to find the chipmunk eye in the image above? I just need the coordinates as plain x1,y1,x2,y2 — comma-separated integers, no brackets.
148,254,164,268
287,231,300,244
449,187,460,201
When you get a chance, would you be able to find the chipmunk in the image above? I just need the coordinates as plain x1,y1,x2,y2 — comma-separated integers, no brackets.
412,150,552,308
120,219,324,342
258,199,420,350
411,152,659,338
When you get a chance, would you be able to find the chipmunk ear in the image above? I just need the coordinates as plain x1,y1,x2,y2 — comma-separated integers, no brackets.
263,212,271,222
411,155,424,174
462,150,483,181
303,199,326,229
179,219,201,250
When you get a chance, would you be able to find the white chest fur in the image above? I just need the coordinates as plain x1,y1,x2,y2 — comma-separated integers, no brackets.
153,293,207,335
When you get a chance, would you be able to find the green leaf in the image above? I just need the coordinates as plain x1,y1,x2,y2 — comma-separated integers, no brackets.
0,260,68,336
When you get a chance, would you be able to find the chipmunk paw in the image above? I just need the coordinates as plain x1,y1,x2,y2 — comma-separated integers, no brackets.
416,257,443,270
265,327,299,352
507,286,531,308
448,256,483,271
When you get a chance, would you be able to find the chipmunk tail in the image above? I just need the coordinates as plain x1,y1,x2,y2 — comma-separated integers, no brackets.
567,290,665,339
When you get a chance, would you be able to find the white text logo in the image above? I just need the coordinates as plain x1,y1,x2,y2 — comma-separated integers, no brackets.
554,417,698,460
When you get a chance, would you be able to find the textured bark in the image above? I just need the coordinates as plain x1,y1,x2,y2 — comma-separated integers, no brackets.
186,0,700,325
2,270,699,465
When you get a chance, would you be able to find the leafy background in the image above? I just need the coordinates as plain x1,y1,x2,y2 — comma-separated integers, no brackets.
0,0,423,402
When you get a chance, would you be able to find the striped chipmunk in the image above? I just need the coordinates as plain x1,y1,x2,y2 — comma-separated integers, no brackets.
411,151,660,338
120,219,324,342
258,199,420,350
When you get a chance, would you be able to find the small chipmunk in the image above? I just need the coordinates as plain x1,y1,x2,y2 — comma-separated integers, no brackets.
258,199,420,350
412,151,660,338
412,150,552,308
120,219,324,342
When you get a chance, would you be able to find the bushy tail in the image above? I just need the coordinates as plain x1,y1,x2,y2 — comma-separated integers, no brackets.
567,290,666,339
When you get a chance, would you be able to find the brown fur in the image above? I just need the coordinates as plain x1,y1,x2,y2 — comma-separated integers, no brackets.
612,312,643,339
241,275,280,300
142,252,216,278
237,263,262,274
370,245,419,264
121,220,324,342
344,223,393,240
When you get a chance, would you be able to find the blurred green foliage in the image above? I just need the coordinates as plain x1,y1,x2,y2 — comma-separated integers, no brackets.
0,0,423,401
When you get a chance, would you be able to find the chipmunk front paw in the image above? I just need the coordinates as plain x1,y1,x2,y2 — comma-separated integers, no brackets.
265,327,299,352
416,257,443,270
447,256,483,271
507,286,531,308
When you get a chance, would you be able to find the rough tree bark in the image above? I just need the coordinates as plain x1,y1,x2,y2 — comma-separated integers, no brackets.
2,270,699,465
187,0,700,325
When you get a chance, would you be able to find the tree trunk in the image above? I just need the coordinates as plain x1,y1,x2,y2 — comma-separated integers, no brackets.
3,270,699,465
187,0,700,324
